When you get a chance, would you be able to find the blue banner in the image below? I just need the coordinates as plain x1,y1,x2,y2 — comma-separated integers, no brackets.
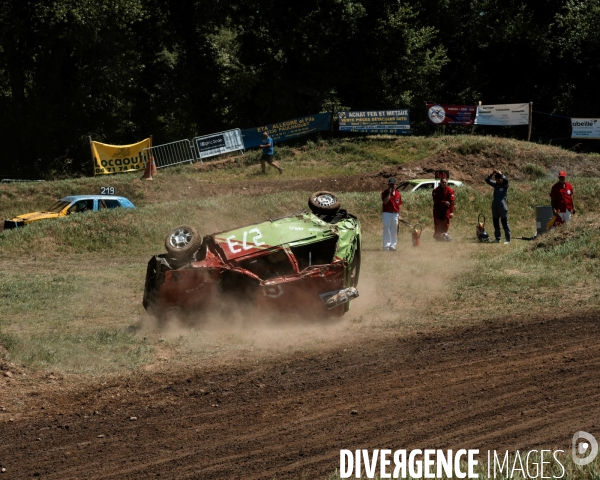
241,112,332,149
338,109,410,134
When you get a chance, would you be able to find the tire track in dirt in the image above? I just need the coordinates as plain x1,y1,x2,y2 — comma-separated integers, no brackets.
1,313,599,478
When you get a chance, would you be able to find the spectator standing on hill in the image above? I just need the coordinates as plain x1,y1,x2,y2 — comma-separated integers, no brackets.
550,171,575,223
485,169,511,244
259,132,283,174
381,178,402,251
432,175,454,241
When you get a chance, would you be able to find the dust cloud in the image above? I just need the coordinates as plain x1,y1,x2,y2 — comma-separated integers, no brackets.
132,237,474,363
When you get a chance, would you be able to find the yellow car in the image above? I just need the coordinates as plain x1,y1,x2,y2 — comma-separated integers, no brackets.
3,195,135,230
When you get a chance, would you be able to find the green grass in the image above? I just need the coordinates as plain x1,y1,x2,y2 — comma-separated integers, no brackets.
154,134,600,182
1,330,153,374
523,163,548,179
1,135,599,375
1,135,596,221
0,259,152,373
0,183,598,373
193,135,444,179
446,214,600,323
1,177,598,257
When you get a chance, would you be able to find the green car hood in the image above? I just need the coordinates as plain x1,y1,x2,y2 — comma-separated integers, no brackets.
212,211,360,263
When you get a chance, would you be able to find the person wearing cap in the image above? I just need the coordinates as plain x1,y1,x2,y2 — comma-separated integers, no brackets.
432,174,455,241
259,131,283,174
485,169,511,244
550,171,575,223
381,178,402,251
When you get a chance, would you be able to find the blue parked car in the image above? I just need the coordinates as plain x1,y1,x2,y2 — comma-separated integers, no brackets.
3,195,136,230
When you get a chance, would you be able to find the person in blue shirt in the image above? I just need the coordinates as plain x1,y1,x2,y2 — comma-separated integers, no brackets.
485,169,511,244
259,132,283,174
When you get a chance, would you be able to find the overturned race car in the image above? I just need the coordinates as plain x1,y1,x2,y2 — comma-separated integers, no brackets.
143,192,361,322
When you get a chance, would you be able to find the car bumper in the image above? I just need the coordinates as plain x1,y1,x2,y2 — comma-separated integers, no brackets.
319,287,359,309
3,220,24,230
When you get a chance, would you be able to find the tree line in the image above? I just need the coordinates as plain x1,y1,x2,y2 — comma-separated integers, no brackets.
0,0,598,178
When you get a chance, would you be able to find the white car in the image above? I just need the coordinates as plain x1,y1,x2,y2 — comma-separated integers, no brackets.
397,179,464,192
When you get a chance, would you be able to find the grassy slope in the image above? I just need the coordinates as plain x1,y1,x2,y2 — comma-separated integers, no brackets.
1,135,598,220
0,136,599,374
1,178,599,256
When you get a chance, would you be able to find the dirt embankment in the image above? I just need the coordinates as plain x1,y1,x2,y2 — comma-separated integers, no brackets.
135,148,600,203
1,312,599,479
2,141,598,215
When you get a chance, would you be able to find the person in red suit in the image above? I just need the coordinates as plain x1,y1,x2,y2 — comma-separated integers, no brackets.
550,170,575,224
381,178,402,251
432,175,455,241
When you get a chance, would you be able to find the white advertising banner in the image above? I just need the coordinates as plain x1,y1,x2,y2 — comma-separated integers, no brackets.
193,129,245,160
474,103,530,125
571,118,600,139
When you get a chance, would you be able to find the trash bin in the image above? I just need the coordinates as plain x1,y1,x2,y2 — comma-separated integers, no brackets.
536,205,554,235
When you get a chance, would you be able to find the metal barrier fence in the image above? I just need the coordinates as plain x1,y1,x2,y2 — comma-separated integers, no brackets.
141,139,197,169
1,179,45,183
193,128,245,162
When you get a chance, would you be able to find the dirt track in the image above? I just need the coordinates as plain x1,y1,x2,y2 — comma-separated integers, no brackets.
1,312,599,478
2,150,600,478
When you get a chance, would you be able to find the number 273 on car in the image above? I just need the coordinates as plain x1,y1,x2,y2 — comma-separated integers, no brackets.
225,228,265,253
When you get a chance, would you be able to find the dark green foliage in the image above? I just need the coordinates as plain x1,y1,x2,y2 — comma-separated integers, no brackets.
0,0,597,179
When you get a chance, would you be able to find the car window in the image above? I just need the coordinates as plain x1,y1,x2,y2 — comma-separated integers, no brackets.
67,199,94,214
290,237,338,271
99,199,122,209
47,200,71,213
397,182,412,192
415,183,434,191
238,250,296,280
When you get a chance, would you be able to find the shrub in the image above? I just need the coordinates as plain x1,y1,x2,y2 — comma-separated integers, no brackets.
523,163,547,179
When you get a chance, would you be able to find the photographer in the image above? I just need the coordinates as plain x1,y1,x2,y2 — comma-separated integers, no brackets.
485,169,511,244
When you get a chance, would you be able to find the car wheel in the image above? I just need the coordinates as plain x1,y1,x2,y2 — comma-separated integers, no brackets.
308,191,341,215
164,225,202,259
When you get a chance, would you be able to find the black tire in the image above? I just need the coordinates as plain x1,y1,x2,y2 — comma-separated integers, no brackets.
164,225,202,260
308,191,341,215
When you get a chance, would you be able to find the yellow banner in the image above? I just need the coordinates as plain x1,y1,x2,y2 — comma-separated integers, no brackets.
91,138,151,175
